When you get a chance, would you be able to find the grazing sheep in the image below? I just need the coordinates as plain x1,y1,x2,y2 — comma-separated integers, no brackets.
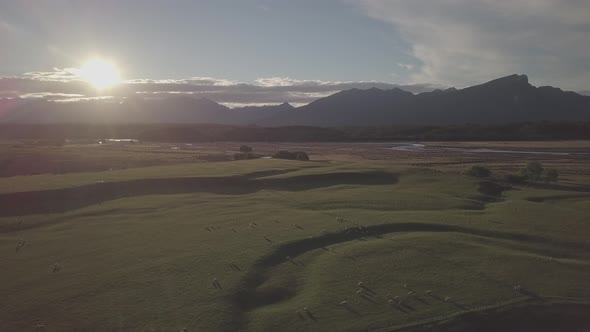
52,263,62,273
387,299,394,305
34,324,46,331
424,290,432,295
296,310,303,319
339,301,348,306
16,239,26,252
356,289,364,295
386,293,392,299
444,296,452,302
407,291,415,296
357,281,364,287
303,307,310,314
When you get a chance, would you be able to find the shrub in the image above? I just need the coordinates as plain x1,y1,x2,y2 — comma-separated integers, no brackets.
272,150,294,159
543,169,559,182
239,145,253,153
505,174,527,184
294,151,310,161
520,161,544,181
465,165,491,178
234,152,258,160
478,180,510,196
272,150,310,161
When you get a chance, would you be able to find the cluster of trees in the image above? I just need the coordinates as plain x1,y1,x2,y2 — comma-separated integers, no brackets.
519,162,559,182
272,150,310,161
465,165,492,178
2,122,590,142
233,145,258,160
233,145,310,161
466,162,559,183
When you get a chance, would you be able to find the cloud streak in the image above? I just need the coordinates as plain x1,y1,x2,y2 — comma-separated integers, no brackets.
358,0,590,91
1,70,445,107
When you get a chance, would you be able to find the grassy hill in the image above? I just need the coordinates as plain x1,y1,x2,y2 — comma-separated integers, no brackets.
1,159,589,331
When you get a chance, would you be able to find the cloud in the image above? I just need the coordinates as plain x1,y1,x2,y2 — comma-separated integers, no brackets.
397,63,414,71
126,77,239,87
19,92,84,99
53,96,115,103
23,68,81,82
1,70,445,107
358,0,590,90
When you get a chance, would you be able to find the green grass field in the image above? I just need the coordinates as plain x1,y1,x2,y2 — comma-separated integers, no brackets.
1,157,589,331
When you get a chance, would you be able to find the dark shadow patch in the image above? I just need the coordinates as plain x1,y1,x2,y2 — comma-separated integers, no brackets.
360,285,377,295
342,304,362,317
391,304,410,314
397,302,590,332
224,221,588,330
360,294,378,304
478,180,511,197
306,310,317,322
401,303,416,311
415,296,430,305
0,171,399,220
526,193,590,203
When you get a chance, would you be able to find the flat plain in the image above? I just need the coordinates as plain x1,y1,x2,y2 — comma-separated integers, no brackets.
1,140,589,331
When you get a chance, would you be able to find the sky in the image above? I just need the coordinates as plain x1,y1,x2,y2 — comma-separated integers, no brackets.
1,0,589,106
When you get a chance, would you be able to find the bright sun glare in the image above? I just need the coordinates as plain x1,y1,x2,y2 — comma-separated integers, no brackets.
80,59,121,89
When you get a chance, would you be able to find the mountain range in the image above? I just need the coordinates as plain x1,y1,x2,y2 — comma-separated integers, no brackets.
1,74,588,126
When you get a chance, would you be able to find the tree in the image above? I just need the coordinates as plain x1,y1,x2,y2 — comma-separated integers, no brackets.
294,151,310,161
544,169,559,182
239,145,253,153
521,161,544,181
272,150,309,161
465,165,491,178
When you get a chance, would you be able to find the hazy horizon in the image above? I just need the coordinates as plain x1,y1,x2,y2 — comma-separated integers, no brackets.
2,0,590,107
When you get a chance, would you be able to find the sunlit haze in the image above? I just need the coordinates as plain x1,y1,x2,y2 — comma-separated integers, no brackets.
1,0,589,107
80,59,121,89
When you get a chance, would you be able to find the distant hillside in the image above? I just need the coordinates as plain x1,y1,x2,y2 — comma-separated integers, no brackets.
261,75,590,126
2,122,590,142
0,97,294,125
1,75,589,126
230,102,294,124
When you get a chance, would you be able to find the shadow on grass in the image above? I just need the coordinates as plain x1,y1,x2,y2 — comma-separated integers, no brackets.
0,171,399,220
230,219,588,325
398,302,590,332
360,294,379,304
342,304,362,317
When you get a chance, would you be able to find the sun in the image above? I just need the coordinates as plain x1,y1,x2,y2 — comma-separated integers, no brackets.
80,59,121,89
